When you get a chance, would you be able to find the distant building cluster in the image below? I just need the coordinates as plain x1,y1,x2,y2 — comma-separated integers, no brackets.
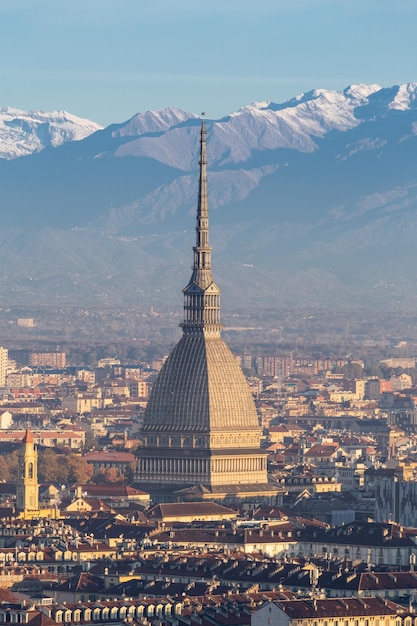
28,351,66,368
3,108,417,626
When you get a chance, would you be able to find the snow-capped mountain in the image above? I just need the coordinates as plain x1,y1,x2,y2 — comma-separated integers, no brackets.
0,106,102,159
112,107,198,137
92,83,417,169
1,83,417,311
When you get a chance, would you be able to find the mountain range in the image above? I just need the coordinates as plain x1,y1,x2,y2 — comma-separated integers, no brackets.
1,83,417,314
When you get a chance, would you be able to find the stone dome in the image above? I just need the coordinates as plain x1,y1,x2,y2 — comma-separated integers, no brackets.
144,333,260,435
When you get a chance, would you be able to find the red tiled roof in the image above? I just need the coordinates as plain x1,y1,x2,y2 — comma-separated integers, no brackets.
277,597,404,619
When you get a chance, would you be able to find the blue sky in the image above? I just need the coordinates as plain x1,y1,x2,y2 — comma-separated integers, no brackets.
1,0,416,126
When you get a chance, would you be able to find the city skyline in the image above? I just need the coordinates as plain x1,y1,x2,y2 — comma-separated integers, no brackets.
1,0,416,125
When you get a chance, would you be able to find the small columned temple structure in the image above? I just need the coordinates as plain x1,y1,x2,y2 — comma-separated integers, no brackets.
135,119,281,505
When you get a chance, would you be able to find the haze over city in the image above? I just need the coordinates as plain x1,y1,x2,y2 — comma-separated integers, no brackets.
3,2,417,625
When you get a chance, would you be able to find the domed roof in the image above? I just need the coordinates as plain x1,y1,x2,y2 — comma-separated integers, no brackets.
144,333,260,433
136,120,269,493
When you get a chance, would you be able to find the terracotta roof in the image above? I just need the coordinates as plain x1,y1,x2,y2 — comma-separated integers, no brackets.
28,612,58,626
305,443,340,457
55,571,104,593
277,597,404,619
79,484,148,497
267,443,286,451
148,502,237,519
22,426,34,444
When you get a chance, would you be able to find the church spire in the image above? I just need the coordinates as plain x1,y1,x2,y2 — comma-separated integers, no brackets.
192,115,213,289
16,424,38,516
22,424,34,444
181,116,222,334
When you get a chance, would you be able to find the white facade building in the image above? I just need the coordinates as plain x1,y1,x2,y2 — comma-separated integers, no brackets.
0,347,8,387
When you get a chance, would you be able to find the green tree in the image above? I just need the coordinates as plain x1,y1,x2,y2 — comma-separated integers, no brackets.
38,449,64,484
83,431,98,451
365,364,384,378
5,451,19,481
38,449,95,485
0,456,10,482
91,468,107,484
66,456,94,484
91,467,123,484
105,467,122,483
124,463,135,485
341,362,364,380
404,368,417,386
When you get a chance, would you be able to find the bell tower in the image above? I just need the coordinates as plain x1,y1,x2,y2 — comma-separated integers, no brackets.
16,426,39,515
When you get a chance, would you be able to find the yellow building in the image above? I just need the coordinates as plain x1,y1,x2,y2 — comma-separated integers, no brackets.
16,426,39,514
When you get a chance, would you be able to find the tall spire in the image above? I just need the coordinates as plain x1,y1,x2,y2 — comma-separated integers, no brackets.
191,115,212,289
181,116,222,335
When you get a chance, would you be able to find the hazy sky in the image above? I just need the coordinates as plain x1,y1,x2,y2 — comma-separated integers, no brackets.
1,0,416,125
